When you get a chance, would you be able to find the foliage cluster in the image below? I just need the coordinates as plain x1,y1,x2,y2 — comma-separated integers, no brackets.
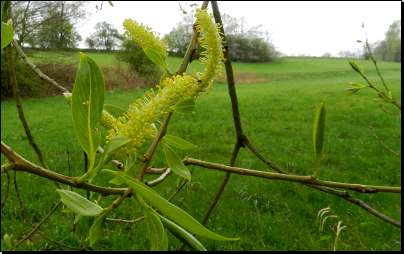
9,1,88,49
115,39,161,80
370,20,401,63
85,21,123,51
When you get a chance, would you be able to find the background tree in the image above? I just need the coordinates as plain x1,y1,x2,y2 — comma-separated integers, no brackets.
115,37,160,79
372,20,401,62
164,11,279,62
8,1,88,49
164,10,195,56
85,21,123,51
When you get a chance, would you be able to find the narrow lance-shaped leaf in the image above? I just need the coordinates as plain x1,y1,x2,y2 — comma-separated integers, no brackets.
171,98,195,115
71,53,105,171
158,214,207,251
102,135,132,164
162,142,191,182
348,60,361,75
1,23,14,50
103,170,239,242
89,213,107,245
103,104,127,120
163,134,197,150
143,48,173,76
312,100,326,178
136,194,168,251
56,189,103,216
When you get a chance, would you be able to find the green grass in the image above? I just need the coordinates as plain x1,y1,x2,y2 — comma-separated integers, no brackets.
1,57,401,251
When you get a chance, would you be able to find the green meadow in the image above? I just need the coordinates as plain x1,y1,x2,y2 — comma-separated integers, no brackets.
1,55,401,251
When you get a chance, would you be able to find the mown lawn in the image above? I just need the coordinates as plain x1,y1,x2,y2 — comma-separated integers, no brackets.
1,56,401,251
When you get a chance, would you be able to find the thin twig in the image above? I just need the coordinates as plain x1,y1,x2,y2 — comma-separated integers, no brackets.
1,170,10,211
11,38,70,94
5,43,49,170
370,127,400,157
11,200,63,250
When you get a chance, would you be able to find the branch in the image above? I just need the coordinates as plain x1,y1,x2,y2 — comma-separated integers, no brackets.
1,141,128,196
11,38,70,94
370,127,401,158
10,200,62,251
183,157,401,194
5,42,49,170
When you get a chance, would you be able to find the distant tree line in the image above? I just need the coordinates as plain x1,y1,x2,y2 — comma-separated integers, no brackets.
323,20,401,62
164,11,279,63
369,20,401,63
7,1,88,49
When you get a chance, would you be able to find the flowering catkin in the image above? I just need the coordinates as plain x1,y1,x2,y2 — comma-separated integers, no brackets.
107,9,224,157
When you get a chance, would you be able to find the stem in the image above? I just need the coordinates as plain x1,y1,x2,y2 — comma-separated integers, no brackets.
184,157,401,193
5,43,49,170
11,38,69,94
10,200,62,251
1,141,128,196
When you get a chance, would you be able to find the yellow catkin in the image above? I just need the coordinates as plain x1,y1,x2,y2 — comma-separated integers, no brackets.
108,9,224,157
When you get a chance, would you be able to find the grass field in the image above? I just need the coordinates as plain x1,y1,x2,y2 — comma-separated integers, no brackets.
1,56,401,251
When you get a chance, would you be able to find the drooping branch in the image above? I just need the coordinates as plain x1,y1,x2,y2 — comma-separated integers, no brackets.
11,38,70,94
5,43,49,170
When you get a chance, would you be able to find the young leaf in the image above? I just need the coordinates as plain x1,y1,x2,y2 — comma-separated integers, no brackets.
312,100,326,176
163,134,197,150
103,104,127,120
102,135,132,164
158,214,207,251
349,82,366,89
348,60,361,74
136,194,168,251
162,142,191,181
143,48,173,76
1,23,14,50
171,98,195,114
71,53,105,171
89,213,107,245
103,170,239,242
56,189,103,216
143,48,167,69
344,88,360,98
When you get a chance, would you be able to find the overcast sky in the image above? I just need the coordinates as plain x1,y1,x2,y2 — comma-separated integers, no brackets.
76,1,401,57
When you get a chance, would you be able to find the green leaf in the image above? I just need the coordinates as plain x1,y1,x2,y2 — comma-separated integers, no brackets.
89,213,107,245
108,1,114,7
61,207,74,213
349,82,366,89
103,104,127,120
313,100,326,165
1,1,11,22
74,214,83,224
71,53,105,171
158,214,207,251
344,88,360,98
162,142,191,181
163,134,197,150
102,135,132,164
136,194,168,251
103,170,239,242
171,98,195,114
56,189,103,216
348,60,361,74
160,72,166,85
143,48,173,76
143,48,167,69
1,23,14,50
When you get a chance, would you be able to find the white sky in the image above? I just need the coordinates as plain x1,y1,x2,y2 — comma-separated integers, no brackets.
76,1,401,57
